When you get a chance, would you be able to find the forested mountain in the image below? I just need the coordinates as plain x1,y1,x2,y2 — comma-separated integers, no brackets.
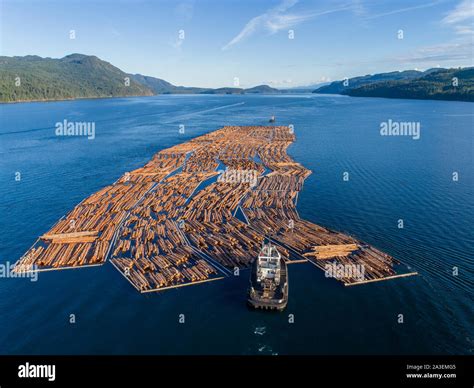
313,68,473,102
0,54,153,102
0,54,282,102
344,68,474,102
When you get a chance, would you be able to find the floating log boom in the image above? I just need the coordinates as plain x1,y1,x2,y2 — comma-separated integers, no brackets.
14,125,416,291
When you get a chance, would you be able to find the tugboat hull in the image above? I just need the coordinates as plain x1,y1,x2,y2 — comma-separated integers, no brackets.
248,245,288,311
247,294,288,311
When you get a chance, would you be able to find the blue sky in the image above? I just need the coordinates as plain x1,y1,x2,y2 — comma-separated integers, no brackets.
1,0,473,88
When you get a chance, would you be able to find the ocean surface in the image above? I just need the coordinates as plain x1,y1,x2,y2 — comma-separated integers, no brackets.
0,94,472,355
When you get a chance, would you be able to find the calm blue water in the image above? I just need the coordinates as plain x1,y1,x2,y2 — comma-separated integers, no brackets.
0,94,472,355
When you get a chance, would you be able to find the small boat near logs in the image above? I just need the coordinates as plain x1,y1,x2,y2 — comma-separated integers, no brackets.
248,242,288,311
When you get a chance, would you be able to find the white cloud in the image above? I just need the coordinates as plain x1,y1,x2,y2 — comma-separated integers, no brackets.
222,0,352,50
454,25,474,35
265,78,293,86
222,0,444,50
396,41,473,65
396,0,474,66
442,0,474,24
365,0,444,20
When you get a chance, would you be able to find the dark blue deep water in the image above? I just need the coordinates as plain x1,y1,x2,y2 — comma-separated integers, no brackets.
0,94,472,354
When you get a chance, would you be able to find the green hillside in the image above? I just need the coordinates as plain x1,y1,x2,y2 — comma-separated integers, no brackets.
0,54,153,102
313,70,428,94
0,54,283,102
346,68,474,102
130,74,206,94
313,67,473,102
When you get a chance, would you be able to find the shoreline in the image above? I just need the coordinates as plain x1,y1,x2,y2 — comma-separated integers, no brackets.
312,92,474,103
0,93,153,105
3,92,472,105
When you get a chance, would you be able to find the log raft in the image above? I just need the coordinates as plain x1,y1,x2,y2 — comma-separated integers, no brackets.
14,126,416,291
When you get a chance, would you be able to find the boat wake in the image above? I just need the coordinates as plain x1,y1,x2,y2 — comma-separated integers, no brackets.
163,102,246,123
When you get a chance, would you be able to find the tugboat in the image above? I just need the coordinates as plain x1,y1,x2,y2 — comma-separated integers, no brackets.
269,115,276,123
248,242,288,311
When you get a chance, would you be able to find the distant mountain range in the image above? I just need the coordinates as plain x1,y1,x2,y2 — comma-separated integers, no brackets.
128,73,205,94
0,54,472,102
313,68,474,102
281,82,331,93
129,77,282,95
0,54,280,102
